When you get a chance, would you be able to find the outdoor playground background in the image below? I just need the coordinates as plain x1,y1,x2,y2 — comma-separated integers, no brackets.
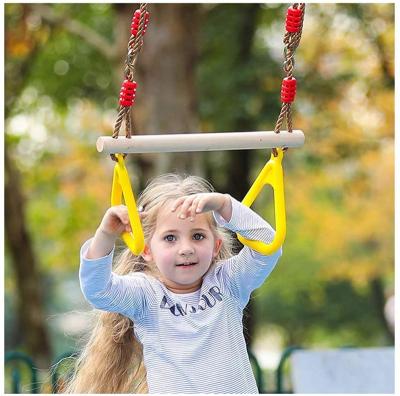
4,3,394,392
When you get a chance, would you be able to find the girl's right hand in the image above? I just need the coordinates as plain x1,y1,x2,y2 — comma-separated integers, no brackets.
98,205,133,237
86,205,146,259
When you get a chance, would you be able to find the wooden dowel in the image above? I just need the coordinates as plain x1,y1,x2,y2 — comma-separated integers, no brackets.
96,130,305,154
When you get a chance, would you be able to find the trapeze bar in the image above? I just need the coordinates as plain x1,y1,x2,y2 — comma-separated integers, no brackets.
97,130,305,154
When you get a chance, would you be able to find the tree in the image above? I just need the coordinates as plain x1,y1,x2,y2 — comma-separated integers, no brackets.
134,3,203,183
5,4,53,367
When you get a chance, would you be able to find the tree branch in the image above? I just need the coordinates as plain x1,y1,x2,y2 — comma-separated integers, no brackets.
32,4,118,61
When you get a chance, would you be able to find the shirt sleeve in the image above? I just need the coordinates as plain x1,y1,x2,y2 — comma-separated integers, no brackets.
213,196,282,309
79,239,152,321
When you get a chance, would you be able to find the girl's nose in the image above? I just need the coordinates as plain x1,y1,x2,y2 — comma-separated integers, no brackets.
179,243,194,256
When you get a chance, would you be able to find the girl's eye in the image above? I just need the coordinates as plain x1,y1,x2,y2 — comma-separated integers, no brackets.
164,235,176,242
193,233,205,241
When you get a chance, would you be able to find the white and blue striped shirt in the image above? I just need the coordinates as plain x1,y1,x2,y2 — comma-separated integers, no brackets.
80,196,282,393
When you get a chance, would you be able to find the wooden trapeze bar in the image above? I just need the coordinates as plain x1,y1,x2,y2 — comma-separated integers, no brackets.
97,130,305,154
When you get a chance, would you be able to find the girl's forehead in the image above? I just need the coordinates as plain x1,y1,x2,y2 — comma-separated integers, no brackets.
161,199,177,212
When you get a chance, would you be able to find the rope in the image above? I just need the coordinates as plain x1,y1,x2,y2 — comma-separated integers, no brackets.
273,3,305,157
111,3,149,162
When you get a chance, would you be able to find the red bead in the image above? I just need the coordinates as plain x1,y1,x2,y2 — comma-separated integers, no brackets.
131,9,150,37
281,77,296,103
119,80,137,107
285,6,302,33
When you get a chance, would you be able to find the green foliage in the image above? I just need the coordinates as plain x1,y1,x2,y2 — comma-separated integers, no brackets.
198,4,282,131
5,3,117,115
29,31,114,110
29,7,116,110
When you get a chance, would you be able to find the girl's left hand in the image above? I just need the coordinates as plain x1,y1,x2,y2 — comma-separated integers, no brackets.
171,193,232,222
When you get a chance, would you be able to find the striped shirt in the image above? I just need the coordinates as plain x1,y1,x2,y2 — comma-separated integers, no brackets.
80,196,282,393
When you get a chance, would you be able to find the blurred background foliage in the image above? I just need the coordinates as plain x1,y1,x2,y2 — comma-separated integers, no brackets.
4,3,394,391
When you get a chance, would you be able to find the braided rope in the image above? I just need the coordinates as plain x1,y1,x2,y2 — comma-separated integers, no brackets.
111,3,148,161
273,3,305,156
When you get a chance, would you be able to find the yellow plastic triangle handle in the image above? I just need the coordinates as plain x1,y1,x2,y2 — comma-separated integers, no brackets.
237,148,286,255
111,154,145,255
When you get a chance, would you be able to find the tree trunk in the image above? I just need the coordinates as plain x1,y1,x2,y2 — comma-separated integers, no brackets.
5,5,53,368
5,148,52,368
134,4,202,180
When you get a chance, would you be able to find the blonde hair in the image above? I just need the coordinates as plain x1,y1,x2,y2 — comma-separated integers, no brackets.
66,174,235,393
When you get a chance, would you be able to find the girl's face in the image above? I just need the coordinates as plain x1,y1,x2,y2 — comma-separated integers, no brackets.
142,201,222,294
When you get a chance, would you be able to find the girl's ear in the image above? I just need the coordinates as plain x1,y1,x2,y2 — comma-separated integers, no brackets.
141,244,153,262
213,238,222,258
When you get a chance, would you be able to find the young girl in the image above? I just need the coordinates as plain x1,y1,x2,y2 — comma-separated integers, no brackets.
69,173,282,393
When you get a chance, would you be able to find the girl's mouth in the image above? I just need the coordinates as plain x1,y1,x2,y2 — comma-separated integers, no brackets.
176,262,197,267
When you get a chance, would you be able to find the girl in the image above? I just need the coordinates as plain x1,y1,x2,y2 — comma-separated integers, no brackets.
69,173,282,393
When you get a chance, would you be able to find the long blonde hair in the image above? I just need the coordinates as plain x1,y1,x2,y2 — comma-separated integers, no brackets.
66,174,235,393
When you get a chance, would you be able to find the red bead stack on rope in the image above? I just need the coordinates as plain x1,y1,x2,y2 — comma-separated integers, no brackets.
131,9,150,37
119,80,137,107
281,77,296,103
285,6,303,33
